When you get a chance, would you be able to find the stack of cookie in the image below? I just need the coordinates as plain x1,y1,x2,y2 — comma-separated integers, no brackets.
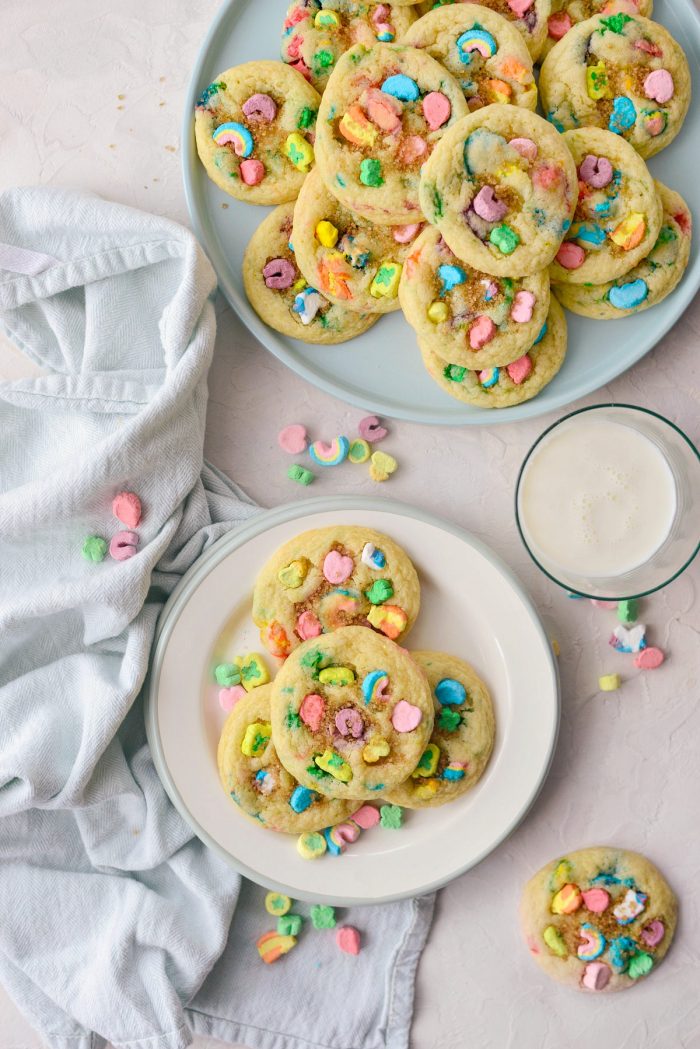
194,0,693,410
217,526,495,844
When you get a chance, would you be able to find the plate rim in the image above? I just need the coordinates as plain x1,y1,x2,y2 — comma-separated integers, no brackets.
145,495,561,905
181,0,700,427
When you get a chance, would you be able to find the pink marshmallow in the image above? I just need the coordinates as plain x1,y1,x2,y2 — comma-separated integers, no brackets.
511,290,536,323
556,242,586,270
582,962,611,992
641,920,665,947
300,693,325,731
391,700,423,733
579,154,614,189
351,804,380,830
297,610,322,640
109,530,139,561
422,91,451,131
240,158,265,186
219,685,246,712
242,93,277,122
508,0,534,15
547,11,572,39
112,491,142,528
634,646,665,669
581,888,610,913
399,135,427,164
336,926,361,955
644,69,674,103
358,415,388,442
506,355,533,384
365,88,402,132
393,223,422,244
278,423,307,454
533,164,561,190
473,185,508,223
634,38,662,56
469,315,497,350
509,137,538,162
323,550,354,584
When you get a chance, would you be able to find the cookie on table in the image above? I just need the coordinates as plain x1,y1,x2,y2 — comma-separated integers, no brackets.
292,169,423,314
270,626,435,800
384,651,495,808
315,43,468,225
541,0,653,60
419,105,578,278
550,127,662,286
416,0,552,62
194,61,321,205
243,203,378,344
281,1,417,94
253,525,420,658
399,225,550,369
218,685,356,832
421,296,567,407
540,13,690,160
520,846,677,992
553,181,692,318
403,4,537,112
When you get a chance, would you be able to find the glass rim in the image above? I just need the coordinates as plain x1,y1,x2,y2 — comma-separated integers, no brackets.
514,402,700,600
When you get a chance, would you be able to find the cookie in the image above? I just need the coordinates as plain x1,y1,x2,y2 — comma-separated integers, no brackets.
292,169,423,313
420,296,567,407
253,525,421,658
420,105,578,277
384,651,495,808
550,127,662,285
540,13,690,160
281,1,418,94
270,626,435,800
243,203,379,343
218,685,356,832
520,846,677,992
553,181,692,318
399,225,550,368
416,0,552,62
403,4,537,112
541,0,653,60
194,61,321,205
315,43,469,225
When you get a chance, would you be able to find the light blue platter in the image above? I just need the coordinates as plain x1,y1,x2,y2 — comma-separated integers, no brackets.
182,0,700,425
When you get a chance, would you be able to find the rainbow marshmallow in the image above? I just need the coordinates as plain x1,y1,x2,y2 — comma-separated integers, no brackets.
212,121,254,157
457,27,498,62
309,436,350,466
362,670,389,704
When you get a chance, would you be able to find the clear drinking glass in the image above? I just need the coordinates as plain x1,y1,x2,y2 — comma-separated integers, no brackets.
515,404,700,600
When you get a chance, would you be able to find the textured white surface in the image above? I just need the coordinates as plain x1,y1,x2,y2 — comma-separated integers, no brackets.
0,2,699,1048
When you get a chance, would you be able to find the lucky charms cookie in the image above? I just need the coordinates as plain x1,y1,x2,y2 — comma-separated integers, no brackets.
403,4,537,112
421,296,567,407
384,651,495,808
270,626,435,800
550,127,662,285
419,105,578,277
520,846,677,992
542,0,654,59
539,13,691,159
553,181,692,318
194,61,321,204
218,685,356,832
416,0,553,62
281,0,418,93
315,43,468,225
252,525,421,658
242,203,378,343
292,169,423,313
399,225,550,368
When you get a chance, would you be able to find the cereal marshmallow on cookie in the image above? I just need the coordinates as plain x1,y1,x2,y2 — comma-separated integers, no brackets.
292,169,424,313
420,105,578,277
542,0,653,60
415,0,552,62
252,525,421,657
280,0,418,94
243,203,379,343
315,43,469,225
195,60,321,204
270,626,435,800
540,13,691,159
403,4,538,112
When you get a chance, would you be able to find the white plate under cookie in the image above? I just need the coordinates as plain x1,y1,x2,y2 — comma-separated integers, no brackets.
145,497,559,904
182,0,700,425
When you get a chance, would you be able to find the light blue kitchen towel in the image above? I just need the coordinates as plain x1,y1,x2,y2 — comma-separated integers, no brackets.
0,188,433,1049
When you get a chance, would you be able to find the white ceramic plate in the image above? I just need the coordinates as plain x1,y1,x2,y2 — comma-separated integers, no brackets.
182,0,700,425
146,498,560,904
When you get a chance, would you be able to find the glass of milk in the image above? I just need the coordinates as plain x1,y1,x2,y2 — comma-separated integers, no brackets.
516,404,700,599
